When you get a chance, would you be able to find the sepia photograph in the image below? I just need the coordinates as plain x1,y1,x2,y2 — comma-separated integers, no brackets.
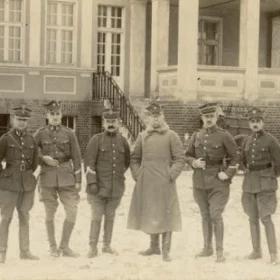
1,0,280,279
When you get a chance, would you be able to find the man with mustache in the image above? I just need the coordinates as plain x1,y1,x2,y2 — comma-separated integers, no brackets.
127,100,184,262
85,109,130,258
240,107,280,265
0,105,39,263
185,102,238,263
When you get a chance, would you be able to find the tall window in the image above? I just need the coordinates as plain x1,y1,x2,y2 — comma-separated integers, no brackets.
0,0,24,63
46,1,76,65
198,17,223,65
97,5,124,77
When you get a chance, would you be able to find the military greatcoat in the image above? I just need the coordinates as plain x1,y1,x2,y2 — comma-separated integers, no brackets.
127,126,185,234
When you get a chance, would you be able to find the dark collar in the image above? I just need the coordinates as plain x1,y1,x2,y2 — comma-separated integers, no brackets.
48,125,61,131
13,128,26,137
252,130,264,138
203,125,218,134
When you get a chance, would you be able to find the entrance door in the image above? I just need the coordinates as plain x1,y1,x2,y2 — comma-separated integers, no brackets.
97,5,125,90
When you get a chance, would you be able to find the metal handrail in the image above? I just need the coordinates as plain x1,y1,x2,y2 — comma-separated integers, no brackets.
92,71,145,140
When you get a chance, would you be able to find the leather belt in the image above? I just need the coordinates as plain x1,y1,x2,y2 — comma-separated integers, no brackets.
205,159,223,166
248,163,272,171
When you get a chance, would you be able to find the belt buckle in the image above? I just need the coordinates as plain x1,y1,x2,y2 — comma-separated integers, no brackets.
20,163,26,171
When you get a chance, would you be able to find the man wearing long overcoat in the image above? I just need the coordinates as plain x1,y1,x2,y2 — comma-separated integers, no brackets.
127,100,185,262
240,107,280,264
0,105,39,263
185,102,238,263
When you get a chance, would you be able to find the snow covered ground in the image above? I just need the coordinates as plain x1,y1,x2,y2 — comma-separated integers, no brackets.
1,171,280,280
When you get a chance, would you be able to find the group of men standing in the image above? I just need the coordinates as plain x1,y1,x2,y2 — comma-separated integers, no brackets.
0,99,280,266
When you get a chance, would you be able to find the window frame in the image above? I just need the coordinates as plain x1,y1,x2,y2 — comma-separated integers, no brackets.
44,0,78,66
96,4,125,78
0,0,26,65
198,16,223,66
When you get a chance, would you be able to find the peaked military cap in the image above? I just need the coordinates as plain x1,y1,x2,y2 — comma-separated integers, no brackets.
146,100,162,115
12,104,32,119
44,100,62,112
247,107,264,120
199,102,218,115
102,109,119,120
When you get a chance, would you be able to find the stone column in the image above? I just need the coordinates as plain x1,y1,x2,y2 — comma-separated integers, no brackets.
81,0,93,68
239,0,260,100
150,0,170,95
129,0,147,97
177,0,199,100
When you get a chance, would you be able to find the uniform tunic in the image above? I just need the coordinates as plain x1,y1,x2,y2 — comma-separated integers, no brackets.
127,126,185,234
85,131,130,221
241,130,280,218
34,125,82,222
185,125,238,220
34,125,82,188
0,129,38,252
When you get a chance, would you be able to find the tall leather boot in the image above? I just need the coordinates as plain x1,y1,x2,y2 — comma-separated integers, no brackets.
196,218,213,257
247,220,262,259
139,234,161,256
102,218,117,255
46,220,59,257
19,213,39,260
214,219,225,263
162,232,172,262
0,218,11,264
263,218,277,264
59,220,79,258
88,220,101,258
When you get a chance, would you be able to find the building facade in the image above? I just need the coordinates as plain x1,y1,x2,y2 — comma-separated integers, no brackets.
1,0,280,149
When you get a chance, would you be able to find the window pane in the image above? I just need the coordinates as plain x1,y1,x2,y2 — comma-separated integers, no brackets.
205,22,217,40
62,3,73,26
0,0,4,22
61,30,73,64
47,2,57,25
9,0,22,23
47,29,57,63
98,5,107,28
97,32,106,72
111,7,122,29
111,33,121,76
8,26,21,62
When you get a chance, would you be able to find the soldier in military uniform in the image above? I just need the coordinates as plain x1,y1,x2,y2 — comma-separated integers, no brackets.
34,100,82,258
85,109,130,258
185,103,238,263
127,101,185,262
240,107,280,264
0,105,39,263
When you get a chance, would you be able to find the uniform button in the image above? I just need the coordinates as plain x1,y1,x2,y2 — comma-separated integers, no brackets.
203,147,207,150
204,140,207,143
205,134,209,137
112,144,115,146
113,157,116,160
113,171,115,174
113,150,116,153
21,154,25,158
113,164,116,167
252,149,255,152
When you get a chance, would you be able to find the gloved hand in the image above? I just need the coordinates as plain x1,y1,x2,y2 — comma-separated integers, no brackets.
192,158,206,169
